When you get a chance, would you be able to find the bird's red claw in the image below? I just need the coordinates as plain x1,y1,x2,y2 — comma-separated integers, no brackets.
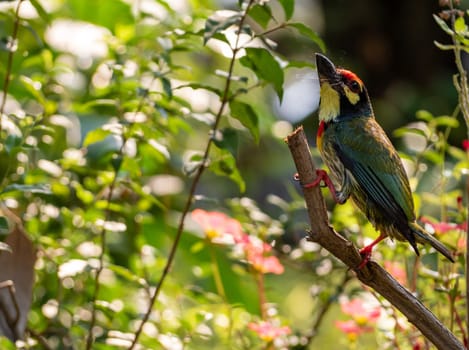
358,247,373,269
301,170,344,204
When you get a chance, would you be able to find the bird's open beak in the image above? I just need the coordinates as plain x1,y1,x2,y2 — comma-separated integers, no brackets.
315,53,338,86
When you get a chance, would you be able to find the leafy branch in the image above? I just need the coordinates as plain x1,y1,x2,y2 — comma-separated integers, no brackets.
434,0,469,343
127,1,257,348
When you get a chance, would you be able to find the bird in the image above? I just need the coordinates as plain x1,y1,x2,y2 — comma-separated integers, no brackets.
307,53,454,268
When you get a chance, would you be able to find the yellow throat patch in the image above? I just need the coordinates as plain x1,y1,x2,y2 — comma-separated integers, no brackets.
319,82,340,122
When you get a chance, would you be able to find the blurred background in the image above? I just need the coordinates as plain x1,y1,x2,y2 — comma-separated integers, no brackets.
0,0,466,348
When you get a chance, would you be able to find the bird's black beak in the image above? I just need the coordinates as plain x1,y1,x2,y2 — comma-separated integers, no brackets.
315,53,338,85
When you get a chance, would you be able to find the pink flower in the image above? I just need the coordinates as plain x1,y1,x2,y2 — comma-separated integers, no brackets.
335,320,373,338
239,235,284,274
384,261,407,286
340,298,381,325
421,216,467,234
192,209,244,242
248,321,290,342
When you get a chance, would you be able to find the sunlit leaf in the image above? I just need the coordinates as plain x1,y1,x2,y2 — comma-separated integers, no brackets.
447,145,467,160
416,110,434,122
83,128,112,147
393,127,427,139
433,115,459,128
423,150,443,164
454,16,467,34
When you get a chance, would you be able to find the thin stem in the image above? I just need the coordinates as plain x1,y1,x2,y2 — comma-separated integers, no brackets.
254,271,267,319
0,0,24,132
127,1,256,348
85,151,122,350
466,175,469,346
447,0,469,343
208,241,227,300
85,71,153,349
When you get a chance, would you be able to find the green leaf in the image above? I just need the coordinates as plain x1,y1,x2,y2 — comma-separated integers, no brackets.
393,127,427,139
287,22,326,52
434,115,459,128
1,184,52,195
209,146,246,192
240,47,284,101
433,14,454,35
229,100,259,143
66,0,133,30
30,0,50,21
454,16,467,34
0,336,16,349
83,128,112,147
248,4,272,29
278,0,295,20
161,76,173,99
423,150,443,165
448,146,467,160
4,133,23,154
182,83,223,97
434,40,456,51
190,241,205,253
416,110,434,122
204,11,242,44
107,264,146,285
213,128,239,157
0,217,9,237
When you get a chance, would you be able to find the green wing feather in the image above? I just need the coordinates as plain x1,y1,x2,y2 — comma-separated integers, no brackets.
332,117,415,223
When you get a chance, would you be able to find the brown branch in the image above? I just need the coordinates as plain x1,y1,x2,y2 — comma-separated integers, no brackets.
285,126,464,350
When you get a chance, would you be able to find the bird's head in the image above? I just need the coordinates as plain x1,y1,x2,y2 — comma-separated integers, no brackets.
315,53,372,123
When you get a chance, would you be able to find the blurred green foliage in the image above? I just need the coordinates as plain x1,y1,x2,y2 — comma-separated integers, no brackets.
0,0,466,349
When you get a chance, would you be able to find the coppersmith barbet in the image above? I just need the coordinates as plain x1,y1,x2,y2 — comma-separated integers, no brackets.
310,53,454,267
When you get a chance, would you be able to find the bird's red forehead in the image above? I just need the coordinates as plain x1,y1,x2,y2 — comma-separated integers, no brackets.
338,69,363,84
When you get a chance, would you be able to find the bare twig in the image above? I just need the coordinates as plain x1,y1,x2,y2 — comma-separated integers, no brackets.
285,126,464,350
85,150,122,350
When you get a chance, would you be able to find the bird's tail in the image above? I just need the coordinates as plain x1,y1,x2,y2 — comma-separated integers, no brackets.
410,222,454,262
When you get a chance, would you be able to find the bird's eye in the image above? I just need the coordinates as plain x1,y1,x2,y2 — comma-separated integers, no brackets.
349,80,360,92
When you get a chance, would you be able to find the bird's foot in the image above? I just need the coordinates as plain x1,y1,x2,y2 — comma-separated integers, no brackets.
295,169,344,204
357,233,387,269
358,245,373,269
